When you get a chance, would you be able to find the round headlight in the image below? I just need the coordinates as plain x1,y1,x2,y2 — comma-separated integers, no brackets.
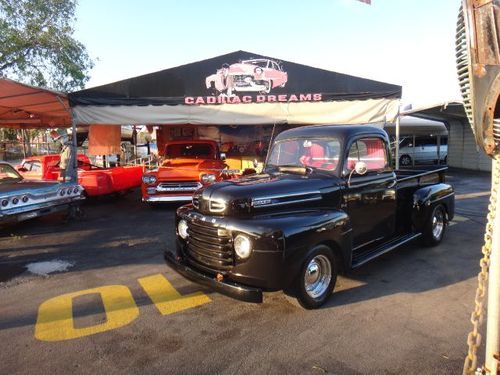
12,197,19,205
177,219,189,240
21,196,29,203
1,199,8,207
201,174,216,184
234,234,252,259
142,175,157,185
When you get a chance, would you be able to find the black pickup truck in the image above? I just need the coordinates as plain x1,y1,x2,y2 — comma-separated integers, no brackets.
166,125,455,309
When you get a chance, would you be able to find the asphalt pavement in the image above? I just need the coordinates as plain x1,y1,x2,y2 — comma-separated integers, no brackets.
0,169,492,374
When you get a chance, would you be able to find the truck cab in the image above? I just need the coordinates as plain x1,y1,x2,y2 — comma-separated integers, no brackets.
167,125,455,309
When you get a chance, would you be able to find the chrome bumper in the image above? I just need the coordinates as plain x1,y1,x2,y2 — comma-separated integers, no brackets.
143,195,192,202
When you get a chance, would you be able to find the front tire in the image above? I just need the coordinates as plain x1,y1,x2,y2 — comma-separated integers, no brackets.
294,245,337,309
423,204,446,246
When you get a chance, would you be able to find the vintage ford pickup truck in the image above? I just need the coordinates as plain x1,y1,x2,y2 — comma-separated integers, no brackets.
166,125,455,309
142,140,239,203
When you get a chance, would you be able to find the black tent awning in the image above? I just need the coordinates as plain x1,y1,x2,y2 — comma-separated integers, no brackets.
69,50,402,125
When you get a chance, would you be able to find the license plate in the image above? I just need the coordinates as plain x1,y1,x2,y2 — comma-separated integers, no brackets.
18,211,39,221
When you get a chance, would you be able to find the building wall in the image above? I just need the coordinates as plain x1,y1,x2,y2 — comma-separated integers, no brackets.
447,119,492,172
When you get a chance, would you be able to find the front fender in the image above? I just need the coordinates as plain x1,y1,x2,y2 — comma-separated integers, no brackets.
412,183,455,231
274,208,351,286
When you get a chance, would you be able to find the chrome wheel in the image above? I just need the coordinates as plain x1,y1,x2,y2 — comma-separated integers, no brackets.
304,255,332,299
432,208,445,240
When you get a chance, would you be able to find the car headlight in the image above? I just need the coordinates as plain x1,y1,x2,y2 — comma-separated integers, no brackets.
142,175,157,185
201,174,216,184
177,219,189,240
234,234,252,259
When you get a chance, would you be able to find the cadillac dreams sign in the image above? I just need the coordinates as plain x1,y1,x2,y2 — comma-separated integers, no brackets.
185,94,323,105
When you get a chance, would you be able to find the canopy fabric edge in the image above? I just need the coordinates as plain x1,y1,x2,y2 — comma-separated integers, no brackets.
72,98,400,126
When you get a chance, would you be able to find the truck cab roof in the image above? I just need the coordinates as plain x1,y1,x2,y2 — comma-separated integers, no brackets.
275,125,388,142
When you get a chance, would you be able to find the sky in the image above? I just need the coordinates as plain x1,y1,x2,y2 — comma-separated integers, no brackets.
74,0,462,109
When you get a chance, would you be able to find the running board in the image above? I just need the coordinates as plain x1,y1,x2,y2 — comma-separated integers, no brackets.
351,233,422,269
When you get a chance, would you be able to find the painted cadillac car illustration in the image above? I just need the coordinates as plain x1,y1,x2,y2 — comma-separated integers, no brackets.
0,162,84,224
205,59,288,95
142,140,237,203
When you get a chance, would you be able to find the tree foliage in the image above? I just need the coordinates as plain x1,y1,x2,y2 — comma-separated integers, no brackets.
0,0,93,91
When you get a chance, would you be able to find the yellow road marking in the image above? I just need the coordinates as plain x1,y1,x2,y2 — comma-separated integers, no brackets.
35,285,139,342
138,274,211,315
449,214,470,227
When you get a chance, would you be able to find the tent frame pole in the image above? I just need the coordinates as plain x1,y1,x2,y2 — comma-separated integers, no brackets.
70,113,78,184
395,112,400,170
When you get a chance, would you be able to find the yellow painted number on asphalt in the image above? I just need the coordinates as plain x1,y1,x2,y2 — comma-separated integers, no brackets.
35,285,139,342
34,274,211,342
138,273,211,315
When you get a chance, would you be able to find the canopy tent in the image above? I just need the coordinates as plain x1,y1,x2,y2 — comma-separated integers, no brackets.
69,50,402,126
0,78,71,129
385,116,448,136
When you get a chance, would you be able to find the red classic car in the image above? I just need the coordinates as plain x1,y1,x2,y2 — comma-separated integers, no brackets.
17,154,143,197
142,140,238,203
206,59,288,95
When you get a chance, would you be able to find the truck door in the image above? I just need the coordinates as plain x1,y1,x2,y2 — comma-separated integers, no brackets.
343,137,397,249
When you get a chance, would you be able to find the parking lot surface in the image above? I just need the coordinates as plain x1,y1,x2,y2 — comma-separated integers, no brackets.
0,169,492,374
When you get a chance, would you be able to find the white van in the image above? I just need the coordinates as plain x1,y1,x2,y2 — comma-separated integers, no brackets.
398,136,448,166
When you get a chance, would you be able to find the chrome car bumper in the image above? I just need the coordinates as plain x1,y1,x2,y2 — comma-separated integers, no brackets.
0,196,84,224
143,195,192,202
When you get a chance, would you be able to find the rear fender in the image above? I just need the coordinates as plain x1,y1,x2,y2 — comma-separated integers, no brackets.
412,183,455,231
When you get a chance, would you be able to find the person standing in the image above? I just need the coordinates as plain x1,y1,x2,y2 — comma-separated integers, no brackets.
59,137,73,182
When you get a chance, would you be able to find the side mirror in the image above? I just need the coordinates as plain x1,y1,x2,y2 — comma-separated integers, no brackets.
220,152,226,161
354,161,367,176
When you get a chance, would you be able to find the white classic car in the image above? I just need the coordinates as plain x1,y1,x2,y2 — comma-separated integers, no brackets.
0,163,84,224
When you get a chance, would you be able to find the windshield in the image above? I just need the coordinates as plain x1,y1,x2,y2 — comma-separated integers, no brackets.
0,164,22,183
266,138,341,172
242,60,267,68
165,143,216,159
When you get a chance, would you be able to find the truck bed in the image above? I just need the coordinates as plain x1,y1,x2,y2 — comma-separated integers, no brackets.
395,166,448,184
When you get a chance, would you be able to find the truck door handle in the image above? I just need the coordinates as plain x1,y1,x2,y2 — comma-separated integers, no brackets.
386,180,397,189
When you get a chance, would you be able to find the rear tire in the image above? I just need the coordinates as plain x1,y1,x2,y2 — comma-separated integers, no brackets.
423,204,446,246
293,245,337,309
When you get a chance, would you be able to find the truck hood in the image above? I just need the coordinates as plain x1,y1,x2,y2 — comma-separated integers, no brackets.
158,159,224,180
195,172,342,216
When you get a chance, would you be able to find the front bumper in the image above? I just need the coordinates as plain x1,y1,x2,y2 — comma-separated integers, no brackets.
0,197,83,224
143,195,192,202
164,250,263,303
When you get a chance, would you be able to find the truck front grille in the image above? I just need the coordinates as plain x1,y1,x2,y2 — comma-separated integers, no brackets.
157,181,201,193
186,220,233,273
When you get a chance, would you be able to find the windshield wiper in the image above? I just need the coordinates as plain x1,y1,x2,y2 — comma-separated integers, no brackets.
276,165,309,175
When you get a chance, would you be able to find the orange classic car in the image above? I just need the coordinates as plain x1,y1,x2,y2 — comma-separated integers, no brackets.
142,140,239,203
